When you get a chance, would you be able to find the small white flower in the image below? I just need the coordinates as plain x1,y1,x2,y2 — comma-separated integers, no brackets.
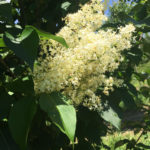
33,0,135,110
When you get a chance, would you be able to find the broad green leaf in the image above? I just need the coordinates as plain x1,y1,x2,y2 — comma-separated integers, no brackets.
3,27,39,70
0,1,13,23
26,25,68,48
98,106,121,129
8,96,37,150
39,92,76,142
0,38,6,47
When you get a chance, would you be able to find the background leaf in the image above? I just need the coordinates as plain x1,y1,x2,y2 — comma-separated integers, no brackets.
98,105,121,130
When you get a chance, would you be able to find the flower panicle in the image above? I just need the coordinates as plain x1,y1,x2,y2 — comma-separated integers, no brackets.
34,0,135,110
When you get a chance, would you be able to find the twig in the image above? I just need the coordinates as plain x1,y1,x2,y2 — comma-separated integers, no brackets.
135,128,144,145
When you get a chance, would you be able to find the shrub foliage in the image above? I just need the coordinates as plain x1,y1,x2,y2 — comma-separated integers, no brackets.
0,0,150,150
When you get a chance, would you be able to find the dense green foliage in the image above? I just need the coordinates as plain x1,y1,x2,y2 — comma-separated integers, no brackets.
0,0,150,150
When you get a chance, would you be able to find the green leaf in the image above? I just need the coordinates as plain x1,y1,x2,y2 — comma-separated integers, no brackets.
39,92,76,142
3,27,39,70
8,96,37,150
0,38,6,47
0,1,13,23
61,2,71,11
98,105,121,129
26,25,68,48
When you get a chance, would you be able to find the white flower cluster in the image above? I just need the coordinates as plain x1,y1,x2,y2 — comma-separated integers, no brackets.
34,0,135,110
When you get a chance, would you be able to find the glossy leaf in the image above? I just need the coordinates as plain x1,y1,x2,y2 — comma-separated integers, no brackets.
26,25,68,48
3,27,39,70
39,92,76,142
8,96,37,150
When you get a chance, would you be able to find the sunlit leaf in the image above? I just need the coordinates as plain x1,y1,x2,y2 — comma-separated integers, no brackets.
26,25,68,48
39,92,76,142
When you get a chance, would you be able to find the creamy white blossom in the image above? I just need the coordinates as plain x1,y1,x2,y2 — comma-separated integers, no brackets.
33,0,135,110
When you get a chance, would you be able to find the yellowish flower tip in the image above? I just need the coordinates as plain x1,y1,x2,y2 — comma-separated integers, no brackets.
33,0,135,110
